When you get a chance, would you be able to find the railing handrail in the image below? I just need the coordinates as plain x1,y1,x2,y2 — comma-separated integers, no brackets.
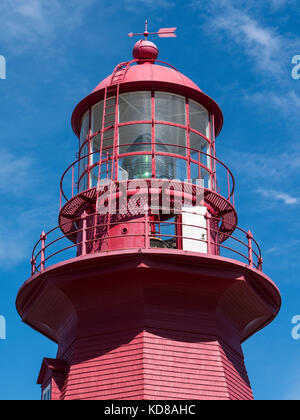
60,142,235,204
31,211,262,276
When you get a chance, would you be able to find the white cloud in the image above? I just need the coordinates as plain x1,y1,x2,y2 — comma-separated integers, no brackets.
266,239,300,255
244,90,300,121
267,0,290,10
0,206,57,269
189,0,300,126
15,0,44,20
0,0,95,51
0,150,33,196
256,188,299,205
124,0,175,10
190,0,300,82
229,151,286,180
225,150,300,200
0,0,174,52
0,148,58,269
205,7,285,78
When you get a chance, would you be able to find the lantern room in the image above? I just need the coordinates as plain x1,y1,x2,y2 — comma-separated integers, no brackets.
78,89,213,190
55,38,240,261
71,40,224,193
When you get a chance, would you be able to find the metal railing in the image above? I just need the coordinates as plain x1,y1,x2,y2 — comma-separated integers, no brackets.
31,210,262,275
59,143,235,209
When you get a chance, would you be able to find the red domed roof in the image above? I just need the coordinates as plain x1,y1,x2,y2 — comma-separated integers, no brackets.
71,53,223,137
91,62,202,95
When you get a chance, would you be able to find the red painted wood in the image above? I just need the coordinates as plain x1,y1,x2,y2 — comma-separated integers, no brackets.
57,329,252,400
16,250,280,400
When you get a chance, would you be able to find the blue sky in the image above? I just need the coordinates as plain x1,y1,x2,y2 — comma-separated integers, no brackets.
0,0,300,400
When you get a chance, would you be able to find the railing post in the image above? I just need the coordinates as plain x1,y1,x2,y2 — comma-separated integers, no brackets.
258,257,263,271
144,205,150,249
31,257,36,276
81,211,88,256
247,230,253,268
227,169,230,200
40,231,47,272
72,164,74,198
205,212,211,255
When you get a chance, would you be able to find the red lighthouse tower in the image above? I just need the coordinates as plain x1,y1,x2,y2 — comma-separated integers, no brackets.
17,25,281,401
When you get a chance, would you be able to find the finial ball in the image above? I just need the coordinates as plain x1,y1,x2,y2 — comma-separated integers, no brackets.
132,40,159,61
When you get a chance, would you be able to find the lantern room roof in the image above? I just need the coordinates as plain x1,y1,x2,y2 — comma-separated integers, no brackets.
91,62,201,95
71,41,224,138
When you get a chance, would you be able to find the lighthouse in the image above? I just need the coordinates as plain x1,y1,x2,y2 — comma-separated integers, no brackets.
16,24,281,401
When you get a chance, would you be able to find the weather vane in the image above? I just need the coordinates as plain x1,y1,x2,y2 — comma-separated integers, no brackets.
128,20,177,40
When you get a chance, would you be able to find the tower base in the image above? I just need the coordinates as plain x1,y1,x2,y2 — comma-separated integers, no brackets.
17,249,281,400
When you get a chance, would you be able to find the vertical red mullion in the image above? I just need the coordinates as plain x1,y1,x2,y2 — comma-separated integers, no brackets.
77,136,82,193
98,89,107,185
212,114,216,191
186,98,191,181
93,90,107,246
114,85,119,181
151,90,155,178
87,110,92,189
208,114,213,190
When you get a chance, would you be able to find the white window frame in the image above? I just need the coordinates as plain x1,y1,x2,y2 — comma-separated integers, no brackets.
42,383,51,401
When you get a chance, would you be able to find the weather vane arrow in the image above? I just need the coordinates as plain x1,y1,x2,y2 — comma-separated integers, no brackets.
128,20,177,40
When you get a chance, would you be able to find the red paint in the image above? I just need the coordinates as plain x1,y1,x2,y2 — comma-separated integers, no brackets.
16,37,281,400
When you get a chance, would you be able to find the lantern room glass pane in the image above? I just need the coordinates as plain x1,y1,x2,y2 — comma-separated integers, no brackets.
91,130,114,154
190,132,211,172
189,100,209,138
91,133,101,153
155,156,187,181
89,130,114,186
79,143,89,191
190,162,211,189
91,101,104,134
78,143,89,192
79,173,88,192
119,92,151,123
118,124,152,179
155,92,186,125
90,161,113,188
80,111,89,147
119,124,152,154
119,155,152,180
155,124,186,156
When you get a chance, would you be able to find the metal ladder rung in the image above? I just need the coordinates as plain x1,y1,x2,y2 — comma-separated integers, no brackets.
107,87,118,93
